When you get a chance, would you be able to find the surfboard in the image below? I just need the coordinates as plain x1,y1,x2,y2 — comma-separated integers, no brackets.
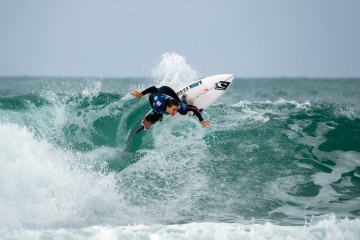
131,74,234,137
176,74,234,112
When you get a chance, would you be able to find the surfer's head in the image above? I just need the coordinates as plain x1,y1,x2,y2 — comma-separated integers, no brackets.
166,98,179,116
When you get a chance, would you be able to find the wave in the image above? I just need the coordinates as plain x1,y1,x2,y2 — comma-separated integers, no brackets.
0,124,128,228
1,53,360,230
1,92,359,228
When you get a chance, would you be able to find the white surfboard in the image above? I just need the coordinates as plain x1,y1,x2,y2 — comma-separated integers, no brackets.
176,74,234,111
132,74,234,136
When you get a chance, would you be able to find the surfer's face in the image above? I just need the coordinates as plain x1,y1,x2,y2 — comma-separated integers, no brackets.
166,105,179,116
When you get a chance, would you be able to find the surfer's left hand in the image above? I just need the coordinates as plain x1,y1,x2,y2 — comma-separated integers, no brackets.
131,89,143,99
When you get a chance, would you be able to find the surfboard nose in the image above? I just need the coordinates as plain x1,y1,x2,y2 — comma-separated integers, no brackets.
219,74,234,82
228,74,234,81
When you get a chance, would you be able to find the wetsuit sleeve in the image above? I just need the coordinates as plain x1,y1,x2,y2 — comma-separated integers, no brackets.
141,86,158,95
181,95,187,103
177,95,189,115
188,105,204,122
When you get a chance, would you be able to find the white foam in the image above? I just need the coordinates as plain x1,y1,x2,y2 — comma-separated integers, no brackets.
2,215,359,240
336,106,360,120
296,100,312,109
230,99,313,126
152,52,198,89
81,80,102,98
116,116,209,222
0,124,127,228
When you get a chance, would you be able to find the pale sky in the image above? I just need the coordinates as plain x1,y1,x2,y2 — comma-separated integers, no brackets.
0,0,359,78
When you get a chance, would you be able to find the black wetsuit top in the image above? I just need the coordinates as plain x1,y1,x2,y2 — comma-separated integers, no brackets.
141,86,180,104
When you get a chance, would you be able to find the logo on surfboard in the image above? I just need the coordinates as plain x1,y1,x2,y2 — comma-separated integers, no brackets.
215,81,230,90
177,80,203,95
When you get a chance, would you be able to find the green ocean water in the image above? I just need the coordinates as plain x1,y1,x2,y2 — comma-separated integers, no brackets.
0,75,360,238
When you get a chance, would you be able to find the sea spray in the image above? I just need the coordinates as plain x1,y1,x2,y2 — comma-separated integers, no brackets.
152,52,198,89
0,124,126,228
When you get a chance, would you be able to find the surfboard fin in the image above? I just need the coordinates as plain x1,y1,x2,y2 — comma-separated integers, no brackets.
132,125,145,138
127,117,152,149
126,125,144,151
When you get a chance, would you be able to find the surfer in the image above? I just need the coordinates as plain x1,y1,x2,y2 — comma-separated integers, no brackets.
130,86,210,129
131,86,180,129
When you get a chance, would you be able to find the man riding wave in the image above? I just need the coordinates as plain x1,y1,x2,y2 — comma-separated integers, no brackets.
131,86,210,129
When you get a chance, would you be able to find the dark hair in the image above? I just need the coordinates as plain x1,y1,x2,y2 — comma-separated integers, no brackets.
166,98,179,107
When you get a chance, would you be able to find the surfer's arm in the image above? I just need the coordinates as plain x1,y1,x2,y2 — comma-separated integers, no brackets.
181,95,187,103
188,105,204,122
188,105,211,126
131,86,158,99
141,86,158,95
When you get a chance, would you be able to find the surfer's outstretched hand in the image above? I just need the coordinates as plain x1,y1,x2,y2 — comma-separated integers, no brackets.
131,89,143,99
200,120,211,127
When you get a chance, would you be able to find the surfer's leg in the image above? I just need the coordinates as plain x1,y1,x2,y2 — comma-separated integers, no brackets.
142,110,163,129
145,110,163,124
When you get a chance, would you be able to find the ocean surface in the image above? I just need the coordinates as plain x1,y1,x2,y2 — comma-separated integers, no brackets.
1,54,360,239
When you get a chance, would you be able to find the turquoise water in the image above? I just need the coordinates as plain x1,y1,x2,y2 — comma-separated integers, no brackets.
1,57,360,239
